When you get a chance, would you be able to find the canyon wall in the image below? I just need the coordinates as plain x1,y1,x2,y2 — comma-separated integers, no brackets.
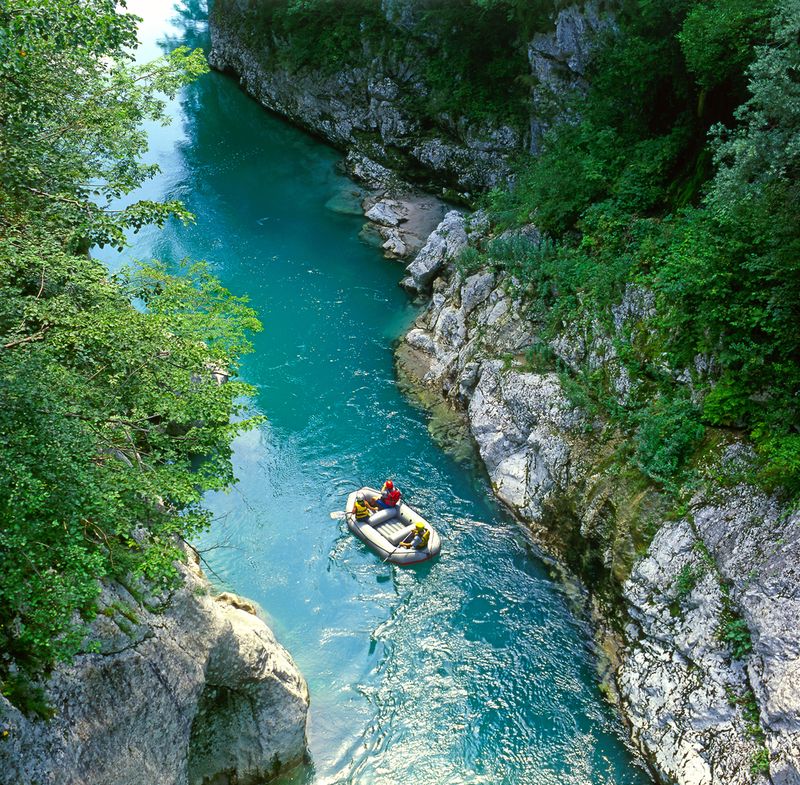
208,0,614,193
0,552,309,785
394,210,800,785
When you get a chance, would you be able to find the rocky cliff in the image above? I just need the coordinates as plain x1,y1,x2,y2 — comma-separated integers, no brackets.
208,0,614,193
395,210,800,785
0,552,309,785
205,3,800,782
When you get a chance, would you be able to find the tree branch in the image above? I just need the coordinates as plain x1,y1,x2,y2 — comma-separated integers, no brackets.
2,324,52,349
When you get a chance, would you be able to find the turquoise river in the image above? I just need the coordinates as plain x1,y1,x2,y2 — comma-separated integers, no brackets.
96,4,653,784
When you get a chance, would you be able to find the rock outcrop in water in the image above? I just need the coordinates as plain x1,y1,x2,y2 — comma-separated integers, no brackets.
395,211,800,785
0,552,309,785
208,1,614,192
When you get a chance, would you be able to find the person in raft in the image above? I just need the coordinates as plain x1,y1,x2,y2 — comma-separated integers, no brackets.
375,479,401,510
400,521,430,550
353,492,377,522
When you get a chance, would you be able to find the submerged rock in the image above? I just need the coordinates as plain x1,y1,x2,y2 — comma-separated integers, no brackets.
0,554,309,785
324,186,367,216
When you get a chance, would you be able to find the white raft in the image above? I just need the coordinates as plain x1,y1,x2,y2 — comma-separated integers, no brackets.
345,487,441,566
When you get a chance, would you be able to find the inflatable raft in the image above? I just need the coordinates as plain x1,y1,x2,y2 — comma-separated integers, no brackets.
345,487,441,566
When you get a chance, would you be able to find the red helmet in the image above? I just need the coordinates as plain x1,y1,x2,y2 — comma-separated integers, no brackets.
384,480,394,490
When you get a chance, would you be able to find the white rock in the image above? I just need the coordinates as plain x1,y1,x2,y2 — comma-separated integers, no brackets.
460,271,495,315
381,227,407,257
366,200,404,226
403,211,468,293
0,558,308,785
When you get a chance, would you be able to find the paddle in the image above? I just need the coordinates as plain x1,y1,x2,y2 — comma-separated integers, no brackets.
381,538,408,564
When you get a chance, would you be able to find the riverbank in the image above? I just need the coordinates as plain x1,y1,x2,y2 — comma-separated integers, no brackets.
392,207,800,785
318,116,800,782
0,550,309,785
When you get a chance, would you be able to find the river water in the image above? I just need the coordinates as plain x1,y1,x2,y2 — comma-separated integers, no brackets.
96,4,652,784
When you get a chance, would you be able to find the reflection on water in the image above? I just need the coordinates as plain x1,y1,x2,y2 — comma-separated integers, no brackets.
95,2,652,783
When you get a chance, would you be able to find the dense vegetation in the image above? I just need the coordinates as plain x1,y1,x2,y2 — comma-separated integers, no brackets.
469,0,800,494
0,0,260,709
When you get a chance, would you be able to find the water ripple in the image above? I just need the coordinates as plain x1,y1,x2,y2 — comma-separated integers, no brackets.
114,5,652,781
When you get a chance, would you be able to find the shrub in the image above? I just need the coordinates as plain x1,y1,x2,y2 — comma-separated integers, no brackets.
750,746,770,776
634,397,705,486
719,608,753,660
674,563,701,598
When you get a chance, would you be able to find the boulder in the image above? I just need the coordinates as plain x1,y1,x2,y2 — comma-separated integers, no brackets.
365,199,406,226
0,557,308,785
401,211,468,293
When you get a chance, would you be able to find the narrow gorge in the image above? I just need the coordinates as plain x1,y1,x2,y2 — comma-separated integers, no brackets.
2,1,798,784
207,1,800,783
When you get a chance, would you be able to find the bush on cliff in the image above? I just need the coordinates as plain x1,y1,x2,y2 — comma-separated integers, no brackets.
484,0,800,493
0,0,261,708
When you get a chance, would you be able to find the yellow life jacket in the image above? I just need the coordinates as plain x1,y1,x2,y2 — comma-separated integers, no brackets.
354,499,372,520
415,527,430,549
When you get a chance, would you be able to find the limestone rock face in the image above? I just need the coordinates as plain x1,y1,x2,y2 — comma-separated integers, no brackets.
619,473,800,785
344,151,398,190
528,0,617,151
693,476,800,785
208,1,520,191
396,215,800,785
0,557,308,785
468,364,581,520
622,518,765,785
401,210,469,293
208,2,616,191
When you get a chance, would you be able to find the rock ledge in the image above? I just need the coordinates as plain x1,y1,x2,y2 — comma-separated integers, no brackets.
0,553,309,785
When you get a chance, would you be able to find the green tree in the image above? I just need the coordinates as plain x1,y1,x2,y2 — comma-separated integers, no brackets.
678,0,776,92
0,0,207,250
0,0,262,704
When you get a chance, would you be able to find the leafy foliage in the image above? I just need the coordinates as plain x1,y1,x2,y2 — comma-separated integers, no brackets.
412,1,530,125
481,0,800,492
633,397,705,486
249,0,388,74
678,0,775,91
0,241,261,678
0,0,261,704
751,746,771,775
0,0,208,251
674,563,700,598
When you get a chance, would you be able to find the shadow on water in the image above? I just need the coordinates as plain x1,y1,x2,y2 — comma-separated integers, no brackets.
161,0,209,49
98,2,656,784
